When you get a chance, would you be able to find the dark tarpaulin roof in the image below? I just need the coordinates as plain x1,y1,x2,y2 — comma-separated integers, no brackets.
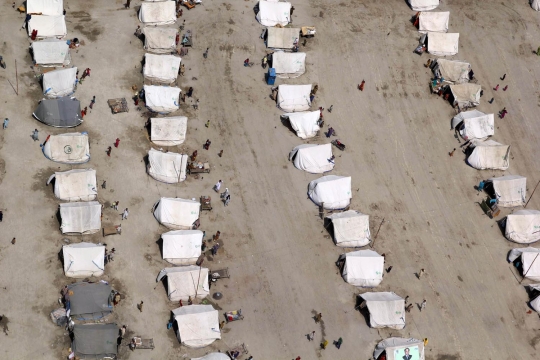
33,97,82,127
72,323,118,358
67,282,113,319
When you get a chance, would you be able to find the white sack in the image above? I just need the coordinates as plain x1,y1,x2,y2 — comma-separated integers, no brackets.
60,202,101,235
277,84,312,112
43,67,77,98
154,197,200,229
467,140,510,170
162,230,203,265
505,210,540,244
150,116,187,146
341,250,384,287
327,210,371,247
284,111,320,139
427,32,459,56
28,15,67,38
273,52,306,78
289,144,333,173
48,168,97,201
63,243,105,278
308,175,352,210
172,305,220,348
139,1,177,25
147,149,188,183
144,54,181,83
144,85,180,113
418,11,449,33
256,1,292,27
43,132,90,164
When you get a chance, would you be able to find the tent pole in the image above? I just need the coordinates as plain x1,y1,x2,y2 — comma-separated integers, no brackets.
195,263,203,299
370,218,385,248
525,180,540,208
15,59,18,95
520,252,540,284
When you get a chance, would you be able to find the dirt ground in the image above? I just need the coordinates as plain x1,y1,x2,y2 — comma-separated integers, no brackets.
2,0,540,359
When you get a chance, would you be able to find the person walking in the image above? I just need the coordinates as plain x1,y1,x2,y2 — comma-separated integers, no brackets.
224,193,231,206
448,148,456,157
213,231,221,241
537,45,540,56
101,180,106,189
218,150,223,157
180,64,185,76
204,139,211,150
113,201,119,211
334,337,343,349
114,138,120,148
420,299,427,311
214,180,222,192
81,107,87,118
122,208,129,220
107,146,112,157
138,301,143,312
418,268,425,279
120,325,127,338
89,96,96,109
126,0,131,8
500,74,506,81
3,118,8,129
187,87,194,97
314,313,322,323
32,129,39,141
359,80,365,91
503,85,508,91
405,303,413,312
493,84,499,91
308,331,315,341
0,210,3,222
211,243,220,256
22,14,31,29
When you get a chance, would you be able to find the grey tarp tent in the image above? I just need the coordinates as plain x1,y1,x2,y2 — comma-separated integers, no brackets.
33,97,82,127
72,323,118,359
67,282,113,320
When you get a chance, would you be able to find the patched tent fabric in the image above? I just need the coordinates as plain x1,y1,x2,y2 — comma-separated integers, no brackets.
60,201,101,235
451,110,494,140
418,11,449,33
33,97,82,127
450,83,481,108
67,282,112,319
72,324,118,359
277,84,312,112
27,0,63,16
172,305,220,348
256,1,292,27
427,32,459,56
47,168,97,201
273,52,306,78
157,267,210,302
532,0,540,11
359,292,405,329
144,85,180,113
431,59,470,84
43,132,90,164
151,116,187,146
28,15,67,38
43,67,77,98
139,1,177,25
147,149,188,183
144,27,178,53
339,250,384,287
373,337,425,360
508,248,540,281
266,27,300,49
505,210,540,244
31,39,70,66
192,353,229,360
283,111,320,139
162,230,203,265
153,197,201,229
289,144,333,173
326,210,371,247
409,0,439,11
529,284,540,313
467,140,510,170
488,175,526,207
144,53,181,83
63,243,105,278
308,175,352,210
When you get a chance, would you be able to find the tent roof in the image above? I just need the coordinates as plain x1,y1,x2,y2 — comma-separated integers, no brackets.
72,324,117,358
284,111,320,139
144,27,178,53
67,282,112,317
452,110,493,140
327,210,371,247
144,85,181,114
157,266,209,301
450,83,481,107
373,337,425,360
289,143,333,173
43,67,77,98
150,116,187,146
28,15,67,38
409,0,439,11
505,210,540,244
63,243,105,278
273,52,306,78
144,54,181,83
60,201,101,234
359,292,405,329
488,175,526,207
43,132,90,164
508,248,540,281
48,168,97,201
138,1,177,25
192,353,230,360
27,0,64,16
148,149,188,184
267,27,300,49
33,97,82,128
418,11,449,33
172,305,220,348
154,197,201,229
342,250,384,287
277,84,312,112
467,140,510,170
162,230,203,264
31,39,70,66
308,175,352,210
427,32,459,56
256,1,292,27
432,59,470,84
533,0,540,11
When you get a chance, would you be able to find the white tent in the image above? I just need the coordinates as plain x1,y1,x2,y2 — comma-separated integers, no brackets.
60,202,101,235
505,210,540,244
28,15,67,38
43,67,77,98
450,83,481,108
273,52,306,79
143,27,178,54
153,197,200,229
147,149,188,183
144,85,180,114
157,267,209,302
47,169,97,201
283,111,320,139
162,230,203,265
172,305,220,348
256,1,291,27
409,0,439,11
43,132,90,164
63,243,105,278
508,248,540,281
339,250,384,287
431,59,471,84
31,39,70,67
266,27,300,49
326,210,371,247
150,116,187,146
289,144,333,173
192,354,229,360
532,0,540,11
138,1,177,25
144,54,181,83
427,32,459,56
373,338,425,360
467,140,510,170
529,284,540,313
277,84,312,112
418,11,449,33
27,0,63,16
451,110,494,140
308,175,352,210
359,292,405,329
487,175,526,207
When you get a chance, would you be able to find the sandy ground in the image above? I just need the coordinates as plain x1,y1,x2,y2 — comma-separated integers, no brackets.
2,0,540,359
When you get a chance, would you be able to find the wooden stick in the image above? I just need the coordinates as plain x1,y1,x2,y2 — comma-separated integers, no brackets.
525,180,540,208
15,59,18,96
520,252,540,284
370,218,385,248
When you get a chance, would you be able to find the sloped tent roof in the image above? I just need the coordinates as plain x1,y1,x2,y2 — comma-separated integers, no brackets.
172,305,220,348
162,230,203,265
427,32,459,56
409,0,439,11
28,15,67,38
532,0,540,11
277,84,312,112
151,116,187,146
144,54,181,83
67,282,112,318
467,140,510,170
144,27,178,54
340,250,384,287
43,132,90,164
289,144,333,173
27,0,63,16
273,52,306,79
373,337,425,360
148,149,188,183
63,243,105,278
308,175,352,210
508,248,540,281
60,201,101,234
33,97,82,128
450,83,481,108
144,85,181,114
157,267,210,302
267,27,300,49
432,59,470,84
72,324,117,359
47,168,97,201
529,284,540,313
192,353,230,360
451,110,494,140
505,210,540,244
139,1,177,25
43,67,77,98
488,175,526,207
359,292,405,329
327,210,371,247
154,197,201,229
256,1,292,27
418,11,449,33
31,39,70,66
284,111,320,139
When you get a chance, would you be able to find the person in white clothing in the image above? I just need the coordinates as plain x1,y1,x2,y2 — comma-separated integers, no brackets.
213,180,222,192
122,208,129,220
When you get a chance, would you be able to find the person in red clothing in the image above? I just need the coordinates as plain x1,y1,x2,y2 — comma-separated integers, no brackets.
114,138,120,148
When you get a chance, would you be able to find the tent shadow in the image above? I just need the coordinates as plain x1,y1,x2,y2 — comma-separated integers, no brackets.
156,237,164,260
496,217,507,237
280,115,297,136
55,207,62,229
323,217,334,243
354,296,371,327
57,248,64,268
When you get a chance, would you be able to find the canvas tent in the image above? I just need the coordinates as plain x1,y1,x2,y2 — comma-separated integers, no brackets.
144,85,181,113
277,84,312,112
144,27,178,53
139,1,176,25
282,111,320,139
63,243,105,278
157,266,210,302
144,54,181,83
147,149,188,183
43,132,90,164
43,67,77,98
467,140,510,170
451,110,494,140
192,354,229,360
266,27,300,49
449,83,481,108
28,15,67,38
373,337,425,360
338,250,384,287
162,230,203,265
359,292,405,329
272,52,306,78
529,284,540,313
326,210,371,247
289,144,334,173
150,116,187,146
47,168,97,201
67,282,112,319
486,175,526,207
427,32,459,56
31,39,70,66
308,175,352,210
72,324,118,359
33,97,82,127
409,0,439,11
27,0,63,16
508,248,540,281
532,0,540,11
505,210,540,244
172,305,220,348
431,59,471,84
60,201,101,235
418,11,449,33
256,1,292,27
153,197,201,229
